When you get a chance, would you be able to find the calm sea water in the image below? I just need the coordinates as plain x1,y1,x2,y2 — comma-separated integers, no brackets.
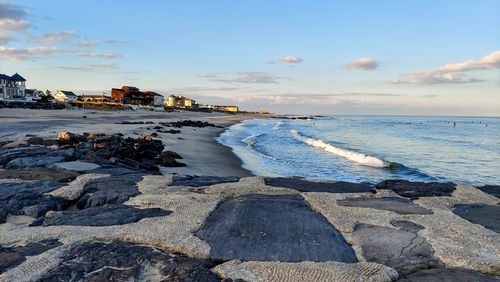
218,116,500,186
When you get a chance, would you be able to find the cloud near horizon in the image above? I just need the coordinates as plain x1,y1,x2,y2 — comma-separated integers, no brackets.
267,55,303,64
29,30,76,43
344,57,378,70
393,50,500,84
0,46,61,60
204,72,280,84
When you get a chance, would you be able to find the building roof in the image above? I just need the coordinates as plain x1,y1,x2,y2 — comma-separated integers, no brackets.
0,74,11,79
10,73,26,81
143,91,163,97
58,90,77,97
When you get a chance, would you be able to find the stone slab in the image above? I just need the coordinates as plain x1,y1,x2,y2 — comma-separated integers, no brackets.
51,161,101,172
337,197,432,214
376,180,456,199
197,193,358,262
398,268,499,282
452,204,500,233
264,177,374,193
170,175,240,187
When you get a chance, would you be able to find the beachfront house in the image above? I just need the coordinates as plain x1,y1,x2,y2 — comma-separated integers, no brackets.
143,91,165,107
24,89,44,102
53,90,78,103
214,105,239,112
166,95,196,109
0,73,26,101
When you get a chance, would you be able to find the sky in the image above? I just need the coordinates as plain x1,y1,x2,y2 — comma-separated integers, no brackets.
1,0,499,116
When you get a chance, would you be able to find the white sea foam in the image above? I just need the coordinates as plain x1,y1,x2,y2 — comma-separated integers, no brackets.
273,121,284,129
290,129,388,168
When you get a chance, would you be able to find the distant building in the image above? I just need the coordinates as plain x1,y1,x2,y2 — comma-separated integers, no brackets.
111,86,164,107
78,94,113,103
213,105,239,112
166,95,196,109
143,91,165,107
53,90,78,102
0,73,26,100
24,89,44,102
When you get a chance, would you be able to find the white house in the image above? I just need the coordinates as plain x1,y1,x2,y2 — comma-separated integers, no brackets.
53,90,78,103
24,89,44,102
0,73,26,101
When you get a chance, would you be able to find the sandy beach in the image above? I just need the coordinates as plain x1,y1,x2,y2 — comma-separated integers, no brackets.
0,109,261,177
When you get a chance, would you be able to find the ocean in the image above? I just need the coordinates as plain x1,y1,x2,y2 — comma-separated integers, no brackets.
217,116,499,186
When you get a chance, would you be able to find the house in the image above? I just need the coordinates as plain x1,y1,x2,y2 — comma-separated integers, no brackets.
24,89,44,102
78,94,114,103
53,90,78,103
0,73,26,100
213,105,239,113
111,86,155,106
143,91,165,107
166,95,196,109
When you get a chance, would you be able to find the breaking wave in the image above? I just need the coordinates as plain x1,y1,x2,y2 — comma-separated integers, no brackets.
289,129,389,168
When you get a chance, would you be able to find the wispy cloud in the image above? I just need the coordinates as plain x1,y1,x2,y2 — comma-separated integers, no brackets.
79,51,121,58
0,2,30,44
0,46,61,60
204,72,280,84
79,39,98,47
30,30,76,43
392,50,500,84
344,57,378,70
169,86,241,93
279,55,303,63
106,39,127,44
46,62,118,71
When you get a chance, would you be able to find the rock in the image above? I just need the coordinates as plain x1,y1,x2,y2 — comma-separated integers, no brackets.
390,220,425,233
0,146,52,166
27,137,44,145
76,174,144,209
115,121,145,124
139,134,153,141
2,140,29,149
32,205,171,226
213,260,399,282
264,177,374,193
0,239,62,273
159,120,222,128
151,132,158,137
156,150,186,167
0,167,80,183
452,204,500,233
376,180,456,199
37,241,224,281
398,268,500,282
170,175,240,187
56,131,80,144
47,148,83,161
351,224,441,276
337,197,432,214
475,185,500,199
197,193,358,262
0,180,65,223
5,156,65,169
50,161,101,172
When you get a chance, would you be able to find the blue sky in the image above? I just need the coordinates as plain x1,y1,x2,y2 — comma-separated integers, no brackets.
1,0,499,115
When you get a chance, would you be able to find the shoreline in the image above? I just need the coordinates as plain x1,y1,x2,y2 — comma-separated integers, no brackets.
0,108,262,177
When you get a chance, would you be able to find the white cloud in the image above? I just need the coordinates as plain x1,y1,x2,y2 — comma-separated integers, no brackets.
0,19,30,31
79,39,98,47
0,2,27,20
278,55,303,63
344,57,378,70
0,2,30,44
393,50,500,84
204,72,280,84
79,51,121,58
30,31,75,43
0,46,61,60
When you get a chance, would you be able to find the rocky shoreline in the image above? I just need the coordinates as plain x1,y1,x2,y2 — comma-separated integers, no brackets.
0,122,499,281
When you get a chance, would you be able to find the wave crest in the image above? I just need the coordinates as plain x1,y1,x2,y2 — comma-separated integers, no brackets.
289,129,389,168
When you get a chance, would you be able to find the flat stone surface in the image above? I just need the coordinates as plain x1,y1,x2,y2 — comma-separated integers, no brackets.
197,193,357,262
264,177,374,193
76,174,144,209
6,156,65,169
475,185,500,199
0,239,61,273
170,175,240,187
0,180,65,223
452,204,500,233
352,224,441,276
390,220,425,233
31,205,171,226
337,197,432,214
0,167,80,183
376,180,456,199
398,268,500,282
36,241,225,281
51,160,101,172
214,260,398,282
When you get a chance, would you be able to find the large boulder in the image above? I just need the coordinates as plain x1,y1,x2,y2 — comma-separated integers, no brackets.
376,180,456,199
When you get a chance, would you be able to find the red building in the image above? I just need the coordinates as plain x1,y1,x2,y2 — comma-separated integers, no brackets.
111,86,164,106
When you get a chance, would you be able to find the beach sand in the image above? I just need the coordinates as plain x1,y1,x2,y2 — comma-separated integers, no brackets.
0,108,261,177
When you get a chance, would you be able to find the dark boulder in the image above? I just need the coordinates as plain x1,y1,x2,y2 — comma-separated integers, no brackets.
337,197,432,214
452,204,500,233
376,180,456,199
0,239,62,273
264,177,374,193
170,175,240,187
156,150,186,167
